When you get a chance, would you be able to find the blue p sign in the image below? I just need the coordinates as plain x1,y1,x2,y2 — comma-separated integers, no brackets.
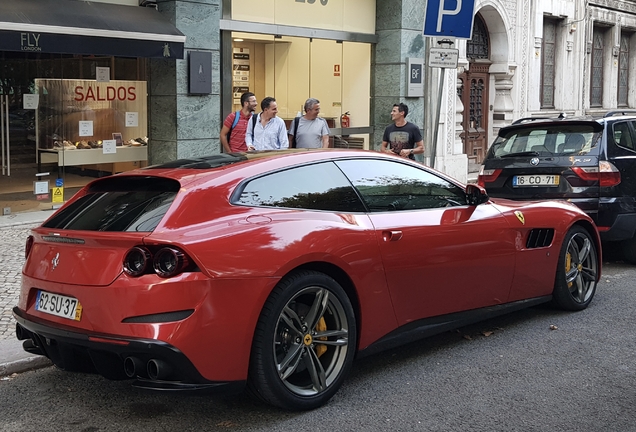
423,0,476,39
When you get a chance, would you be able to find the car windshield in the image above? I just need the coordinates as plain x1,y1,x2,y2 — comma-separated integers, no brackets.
490,125,600,157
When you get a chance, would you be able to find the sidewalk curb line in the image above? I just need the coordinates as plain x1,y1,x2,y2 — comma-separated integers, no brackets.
0,356,52,378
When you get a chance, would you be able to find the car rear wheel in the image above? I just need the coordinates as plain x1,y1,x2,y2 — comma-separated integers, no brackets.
248,270,356,410
552,226,598,311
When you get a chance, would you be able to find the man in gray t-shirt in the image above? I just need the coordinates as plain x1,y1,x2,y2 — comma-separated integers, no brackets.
289,98,330,149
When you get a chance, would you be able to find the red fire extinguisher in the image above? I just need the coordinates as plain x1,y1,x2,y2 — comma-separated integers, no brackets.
340,111,350,129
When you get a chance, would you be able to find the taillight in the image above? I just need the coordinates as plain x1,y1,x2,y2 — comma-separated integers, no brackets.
25,235,34,259
123,247,151,277
572,161,621,187
477,167,502,187
153,247,190,278
123,246,194,278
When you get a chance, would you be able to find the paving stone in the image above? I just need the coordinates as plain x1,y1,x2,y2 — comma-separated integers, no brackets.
0,224,38,340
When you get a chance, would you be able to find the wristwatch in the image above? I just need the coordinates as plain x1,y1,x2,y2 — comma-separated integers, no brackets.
409,149,414,155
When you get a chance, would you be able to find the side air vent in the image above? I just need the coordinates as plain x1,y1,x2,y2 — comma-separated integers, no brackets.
526,229,555,249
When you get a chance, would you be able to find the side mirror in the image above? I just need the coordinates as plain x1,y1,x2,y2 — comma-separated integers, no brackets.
465,184,489,206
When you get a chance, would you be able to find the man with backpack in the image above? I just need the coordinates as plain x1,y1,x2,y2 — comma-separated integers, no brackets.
220,92,257,153
288,98,330,149
246,97,289,151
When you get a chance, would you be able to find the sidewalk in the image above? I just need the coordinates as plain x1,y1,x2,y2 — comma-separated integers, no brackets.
0,209,56,377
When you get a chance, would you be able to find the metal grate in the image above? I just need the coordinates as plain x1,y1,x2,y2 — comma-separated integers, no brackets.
526,229,555,249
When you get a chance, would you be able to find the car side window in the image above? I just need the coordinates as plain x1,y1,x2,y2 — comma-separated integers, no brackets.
235,162,366,212
335,159,466,212
613,121,635,151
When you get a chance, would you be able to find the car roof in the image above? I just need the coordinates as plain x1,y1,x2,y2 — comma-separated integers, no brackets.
500,110,636,137
498,119,604,137
93,148,461,189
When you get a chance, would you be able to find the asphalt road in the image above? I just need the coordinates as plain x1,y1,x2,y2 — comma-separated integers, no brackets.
1,260,634,432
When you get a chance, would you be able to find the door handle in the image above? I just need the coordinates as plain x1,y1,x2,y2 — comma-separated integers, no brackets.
382,230,403,242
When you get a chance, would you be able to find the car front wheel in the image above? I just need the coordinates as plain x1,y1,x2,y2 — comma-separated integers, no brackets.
248,270,356,410
552,226,598,311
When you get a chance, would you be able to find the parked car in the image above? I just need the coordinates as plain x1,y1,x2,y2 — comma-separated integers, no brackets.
478,111,636,263
14,149,601,410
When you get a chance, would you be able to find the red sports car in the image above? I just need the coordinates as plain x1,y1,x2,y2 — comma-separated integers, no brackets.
14,149,601,410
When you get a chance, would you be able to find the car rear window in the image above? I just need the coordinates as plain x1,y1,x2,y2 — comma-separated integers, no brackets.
43,176,180,232
490,125,600,158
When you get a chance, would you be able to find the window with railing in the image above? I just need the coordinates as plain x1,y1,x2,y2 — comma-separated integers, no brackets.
591,28,605,108
618,33,630,107
541,18,557,109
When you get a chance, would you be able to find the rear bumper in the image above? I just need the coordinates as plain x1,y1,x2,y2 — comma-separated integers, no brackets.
598,213,636,242
597,197,636,242
13,307,244,393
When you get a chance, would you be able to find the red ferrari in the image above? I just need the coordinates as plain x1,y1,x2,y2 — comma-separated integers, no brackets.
14,149,601,410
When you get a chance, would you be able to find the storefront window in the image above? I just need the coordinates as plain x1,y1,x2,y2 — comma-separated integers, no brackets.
225,0,375,150
0,52,147,214
230,33,371,149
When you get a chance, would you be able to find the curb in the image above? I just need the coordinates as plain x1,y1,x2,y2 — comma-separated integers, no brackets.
0,210,55,229
0,356,52,378
0,337,53,378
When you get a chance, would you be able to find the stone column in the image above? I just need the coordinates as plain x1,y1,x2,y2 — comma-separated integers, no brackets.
149,0,222,165
490,64,516,137
373,0,426,151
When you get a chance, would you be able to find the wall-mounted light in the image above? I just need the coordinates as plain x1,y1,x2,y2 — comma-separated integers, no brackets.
570,23,577,33
233,39,244,42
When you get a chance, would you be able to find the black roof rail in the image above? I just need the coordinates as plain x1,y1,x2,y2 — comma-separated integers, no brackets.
604,110,636,118
511,116,556,125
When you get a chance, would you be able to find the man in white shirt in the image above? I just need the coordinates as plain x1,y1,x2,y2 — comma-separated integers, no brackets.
288,98,330,149
246,97,289,151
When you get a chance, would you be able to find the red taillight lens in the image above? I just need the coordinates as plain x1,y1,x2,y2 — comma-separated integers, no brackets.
572,161,621,187
477,167,502,187
25,235,34,259
153,247,190,278
123,247,151,277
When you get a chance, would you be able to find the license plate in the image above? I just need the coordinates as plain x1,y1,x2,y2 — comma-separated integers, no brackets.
513,175,560,187
35,290,82,321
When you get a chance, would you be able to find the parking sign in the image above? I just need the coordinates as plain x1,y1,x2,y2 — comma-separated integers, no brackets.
423,0,476,39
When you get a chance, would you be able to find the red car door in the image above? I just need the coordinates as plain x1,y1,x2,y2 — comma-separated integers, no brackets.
336,158,516,326
368,205,515,325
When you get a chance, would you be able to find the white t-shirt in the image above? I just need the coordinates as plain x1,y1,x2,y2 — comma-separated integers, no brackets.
290,117,330,148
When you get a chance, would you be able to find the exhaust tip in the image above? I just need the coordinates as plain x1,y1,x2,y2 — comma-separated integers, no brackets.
147,359,172,381
124,357,143,378
22,339,44,355
16,323,27,341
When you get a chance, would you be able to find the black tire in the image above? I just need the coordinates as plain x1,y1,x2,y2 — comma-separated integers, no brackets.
247,270,356,411
552,226,599,311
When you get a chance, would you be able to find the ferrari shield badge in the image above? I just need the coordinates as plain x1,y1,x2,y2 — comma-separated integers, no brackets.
514,211,525,225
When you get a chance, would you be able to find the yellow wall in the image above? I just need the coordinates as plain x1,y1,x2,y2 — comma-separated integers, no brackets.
232,0,375,34
233,36,370,127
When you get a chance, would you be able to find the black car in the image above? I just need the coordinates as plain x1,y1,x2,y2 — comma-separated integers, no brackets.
478,111,636,262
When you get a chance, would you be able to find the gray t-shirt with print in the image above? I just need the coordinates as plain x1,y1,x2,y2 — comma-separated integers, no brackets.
290,117,330,148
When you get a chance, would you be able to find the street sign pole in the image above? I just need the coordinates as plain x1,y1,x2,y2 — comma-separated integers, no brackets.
422,0,475,169
428,39,457,170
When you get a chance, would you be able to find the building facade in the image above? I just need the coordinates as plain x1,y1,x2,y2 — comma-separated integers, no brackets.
2,0,636,213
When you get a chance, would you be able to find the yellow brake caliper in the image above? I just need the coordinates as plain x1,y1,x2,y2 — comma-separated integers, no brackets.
315,317,327,357
566,252,572,287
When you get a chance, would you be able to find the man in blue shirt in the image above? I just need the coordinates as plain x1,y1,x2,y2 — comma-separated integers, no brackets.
246,97,289,151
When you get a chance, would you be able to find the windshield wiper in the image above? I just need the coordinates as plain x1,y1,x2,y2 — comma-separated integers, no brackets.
497,151,540,158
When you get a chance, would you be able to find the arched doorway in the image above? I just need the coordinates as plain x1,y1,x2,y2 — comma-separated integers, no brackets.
458,13,491,169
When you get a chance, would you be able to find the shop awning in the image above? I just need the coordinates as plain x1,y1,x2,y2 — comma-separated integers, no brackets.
0,0,185,59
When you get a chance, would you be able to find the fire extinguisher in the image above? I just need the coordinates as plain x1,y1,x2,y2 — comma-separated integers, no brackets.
340,112,350,129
